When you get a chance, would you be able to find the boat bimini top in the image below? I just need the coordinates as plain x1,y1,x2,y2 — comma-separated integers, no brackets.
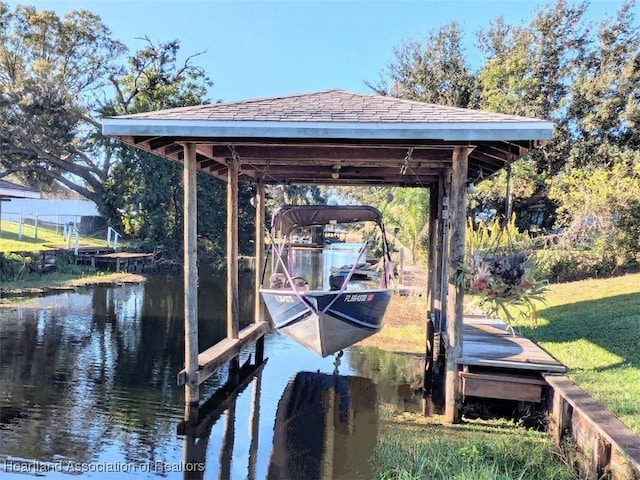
270,205,385,237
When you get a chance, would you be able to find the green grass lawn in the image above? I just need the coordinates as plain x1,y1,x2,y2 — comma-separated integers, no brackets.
0,220,107,252
513,273,640,435
1,220,139,294
371,410,573,480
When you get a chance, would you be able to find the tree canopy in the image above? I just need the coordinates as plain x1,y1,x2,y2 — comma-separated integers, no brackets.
1,1,638,270
0,4,259,259
0,5,212,214
366,0,639,268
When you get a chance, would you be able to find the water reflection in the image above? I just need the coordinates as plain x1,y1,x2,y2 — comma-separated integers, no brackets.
267,372,377,480
181,357,266,480
1,273,423,479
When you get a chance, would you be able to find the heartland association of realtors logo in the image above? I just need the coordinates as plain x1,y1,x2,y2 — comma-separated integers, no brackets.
0,460,204,474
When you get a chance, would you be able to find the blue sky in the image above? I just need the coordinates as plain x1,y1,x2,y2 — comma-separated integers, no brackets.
8,0,635,102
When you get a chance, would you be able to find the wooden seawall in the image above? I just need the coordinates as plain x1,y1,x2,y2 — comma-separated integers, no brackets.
455,315,640,480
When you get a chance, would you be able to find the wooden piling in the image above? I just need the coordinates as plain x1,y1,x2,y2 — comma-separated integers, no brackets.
227,158,239,340
423,182,440,415
444,147,470,423
254,181,265,325
183,143,200,405
431,173,449,414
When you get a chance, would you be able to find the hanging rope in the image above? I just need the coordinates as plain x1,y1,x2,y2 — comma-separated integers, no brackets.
399,147,414,175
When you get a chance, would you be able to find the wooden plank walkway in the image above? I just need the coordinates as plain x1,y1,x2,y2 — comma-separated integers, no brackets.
459,314,566,373
92,252,154,272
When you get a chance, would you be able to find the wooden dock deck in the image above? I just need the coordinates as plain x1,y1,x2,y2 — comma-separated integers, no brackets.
455,314,566,403
460,315,566,373
90,252,154,272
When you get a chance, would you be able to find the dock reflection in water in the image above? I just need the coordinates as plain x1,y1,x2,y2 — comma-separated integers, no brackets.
180,356,267,480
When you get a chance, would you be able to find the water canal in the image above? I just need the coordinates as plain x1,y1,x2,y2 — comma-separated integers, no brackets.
0,246,424,479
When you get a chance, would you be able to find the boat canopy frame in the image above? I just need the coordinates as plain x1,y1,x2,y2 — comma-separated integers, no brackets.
270,205,384,237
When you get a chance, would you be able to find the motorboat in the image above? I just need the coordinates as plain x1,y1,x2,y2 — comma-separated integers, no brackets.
259,205,395,357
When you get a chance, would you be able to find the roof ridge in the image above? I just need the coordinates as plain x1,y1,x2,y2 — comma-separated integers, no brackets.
209,88,348,107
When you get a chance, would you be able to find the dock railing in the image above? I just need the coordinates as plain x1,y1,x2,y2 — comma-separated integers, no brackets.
106,226,122,251
62,223,81,255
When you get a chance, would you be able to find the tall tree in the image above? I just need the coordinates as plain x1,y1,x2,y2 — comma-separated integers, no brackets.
0,5,211,217
367,21,477,108
474,1,593,228
0,5,125,201
566,0,640,156
98,36,212,242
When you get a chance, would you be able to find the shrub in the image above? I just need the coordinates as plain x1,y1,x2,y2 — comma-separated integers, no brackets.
534,248,626,283
0,253,32,281
549,162,640,271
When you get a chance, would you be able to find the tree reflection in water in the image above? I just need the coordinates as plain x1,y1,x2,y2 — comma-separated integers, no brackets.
1,272,425,479
0,271,254,471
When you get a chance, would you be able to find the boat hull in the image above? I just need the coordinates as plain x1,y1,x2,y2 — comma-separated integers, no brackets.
260,288,392,357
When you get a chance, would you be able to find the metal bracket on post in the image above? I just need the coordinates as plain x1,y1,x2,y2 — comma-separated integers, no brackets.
442,196,449,220
177,370,199,388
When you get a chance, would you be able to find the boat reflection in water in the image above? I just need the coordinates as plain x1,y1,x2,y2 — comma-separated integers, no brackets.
268,372,378,480
179,367,377,480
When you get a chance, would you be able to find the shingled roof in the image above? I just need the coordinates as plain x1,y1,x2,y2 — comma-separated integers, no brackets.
115,89,542,124
102,89,553,186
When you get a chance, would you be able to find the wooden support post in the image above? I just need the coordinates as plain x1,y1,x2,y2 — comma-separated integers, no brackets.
227,159,239,340
184,143,200,405
427,183,440,324
423,183,440,415
445,147,470,424
254,181,265,324
431,173,448,414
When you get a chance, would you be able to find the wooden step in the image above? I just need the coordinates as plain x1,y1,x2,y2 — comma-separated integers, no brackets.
460,371,546,402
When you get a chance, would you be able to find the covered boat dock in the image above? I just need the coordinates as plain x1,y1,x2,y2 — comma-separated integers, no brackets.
102,89,553,422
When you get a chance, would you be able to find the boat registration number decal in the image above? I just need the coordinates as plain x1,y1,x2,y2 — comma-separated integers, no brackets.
344,294,375,303
274,295,295,303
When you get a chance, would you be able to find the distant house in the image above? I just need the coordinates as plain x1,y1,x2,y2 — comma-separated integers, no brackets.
0,179,41,201
0,180,41,233
1,181,105,234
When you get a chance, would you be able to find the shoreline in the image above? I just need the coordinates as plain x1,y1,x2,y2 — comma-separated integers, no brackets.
0,272,147,303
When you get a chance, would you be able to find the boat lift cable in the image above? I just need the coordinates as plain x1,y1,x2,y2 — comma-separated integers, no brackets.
333,350,344,375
